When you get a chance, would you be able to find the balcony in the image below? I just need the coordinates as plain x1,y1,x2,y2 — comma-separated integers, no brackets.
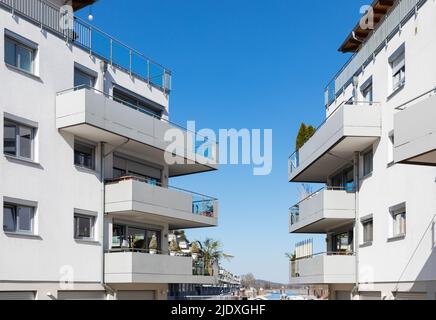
394,90,436,166
289,187,355,234
56,87,218,177
104,251,218,284
289,102,381,183
0,0,171,92
290,253,355,285
105,177,218,229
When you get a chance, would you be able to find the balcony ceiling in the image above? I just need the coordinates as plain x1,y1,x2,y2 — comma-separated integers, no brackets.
339,0,395,53
73,0,97,11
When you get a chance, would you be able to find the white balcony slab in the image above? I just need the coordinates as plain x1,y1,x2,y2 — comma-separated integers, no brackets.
105,178,218,229
289,104,381,183
104,253,218,284
394,94,436,166
56,88,218,177
289,189,355,234
290,254,355,285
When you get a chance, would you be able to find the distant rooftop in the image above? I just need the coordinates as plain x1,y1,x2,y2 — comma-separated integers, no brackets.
339,0,395,53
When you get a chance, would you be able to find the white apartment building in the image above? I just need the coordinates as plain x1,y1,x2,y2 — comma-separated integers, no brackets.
0,0,219,300
288,0,436,300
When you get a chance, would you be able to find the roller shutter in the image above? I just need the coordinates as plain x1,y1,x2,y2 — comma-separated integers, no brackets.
116,290,156,300
57,291,106,300
0,291,35,300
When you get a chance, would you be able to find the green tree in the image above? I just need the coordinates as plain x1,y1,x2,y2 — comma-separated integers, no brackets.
295,123,316,150
197,239,233,275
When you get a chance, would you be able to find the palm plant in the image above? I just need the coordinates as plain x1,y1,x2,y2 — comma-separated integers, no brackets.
198,238,233,276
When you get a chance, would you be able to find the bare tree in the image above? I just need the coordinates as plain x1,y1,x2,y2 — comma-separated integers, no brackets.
241,273,256,289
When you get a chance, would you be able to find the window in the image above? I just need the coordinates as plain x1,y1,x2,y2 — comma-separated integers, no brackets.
74,140,95,170
3,204,35,234
363,149,373,177
3,119,35,160
5,36,35,74
332,232,353,253
391,207,406,237
361,80,373,105
390,45,405,92
74,214,95,240
112,224,161,252
74,68,96,88
113,87,163,118
362,218,374,243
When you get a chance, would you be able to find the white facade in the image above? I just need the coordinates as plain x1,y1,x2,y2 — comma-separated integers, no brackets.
0,0,218,300
288,0,436,300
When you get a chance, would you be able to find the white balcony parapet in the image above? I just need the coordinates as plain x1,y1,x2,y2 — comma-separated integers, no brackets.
104,251,218,284
105,176,218,229
394,87,436,165
290,252,355,285
325,0,427,106
0,0,171,92
289,187,356,234
289,101,381,183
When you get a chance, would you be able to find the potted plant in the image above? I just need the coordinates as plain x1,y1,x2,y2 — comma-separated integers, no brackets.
169,239,180,256
190,241,201,260
148,234,158,255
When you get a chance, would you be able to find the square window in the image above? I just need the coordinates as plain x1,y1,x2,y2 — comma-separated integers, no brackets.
74,214,95,240
74,68,96,88
74,140,95,170
4,36,35,74
3,204,35,234
3,119,35,160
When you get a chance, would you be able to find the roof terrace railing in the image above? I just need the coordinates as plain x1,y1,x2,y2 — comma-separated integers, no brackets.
0,0,171,92
325,0,426,107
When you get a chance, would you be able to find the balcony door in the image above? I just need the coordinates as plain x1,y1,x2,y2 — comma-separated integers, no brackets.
113,155,162,185
332,231,353,254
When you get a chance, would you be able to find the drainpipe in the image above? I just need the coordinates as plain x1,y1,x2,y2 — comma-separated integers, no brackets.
100,142,106,288
353,151,360,298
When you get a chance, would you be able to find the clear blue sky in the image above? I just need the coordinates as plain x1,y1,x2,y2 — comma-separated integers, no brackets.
78,0,368,283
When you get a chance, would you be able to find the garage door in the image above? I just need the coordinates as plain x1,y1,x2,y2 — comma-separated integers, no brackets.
57,291,106,300
360,292,381,300
335,291,351,300
117,291,155,300
395,292,427,300
0,291,35,300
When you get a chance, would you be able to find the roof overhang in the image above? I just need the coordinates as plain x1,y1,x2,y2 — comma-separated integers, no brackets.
338,0,395,53
72,0,97,11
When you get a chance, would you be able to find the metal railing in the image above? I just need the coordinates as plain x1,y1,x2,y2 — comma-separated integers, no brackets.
325,0,427,106
289,186,355,226
57,85,217,160
106,176,218,218
289,100,379,175
0,0,171,92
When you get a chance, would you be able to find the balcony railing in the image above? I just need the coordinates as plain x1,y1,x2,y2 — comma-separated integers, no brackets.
106,247,215,276
106,176,217,219
57,85,217,160
289,186,355,227
0,0,171,92
289,100,379,175
325,0,426,106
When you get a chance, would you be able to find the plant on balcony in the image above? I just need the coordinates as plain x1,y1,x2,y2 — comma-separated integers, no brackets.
190,241,201,260
148,235,158,255
285,252,297,261
169,239,180,256
296,123,316,150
